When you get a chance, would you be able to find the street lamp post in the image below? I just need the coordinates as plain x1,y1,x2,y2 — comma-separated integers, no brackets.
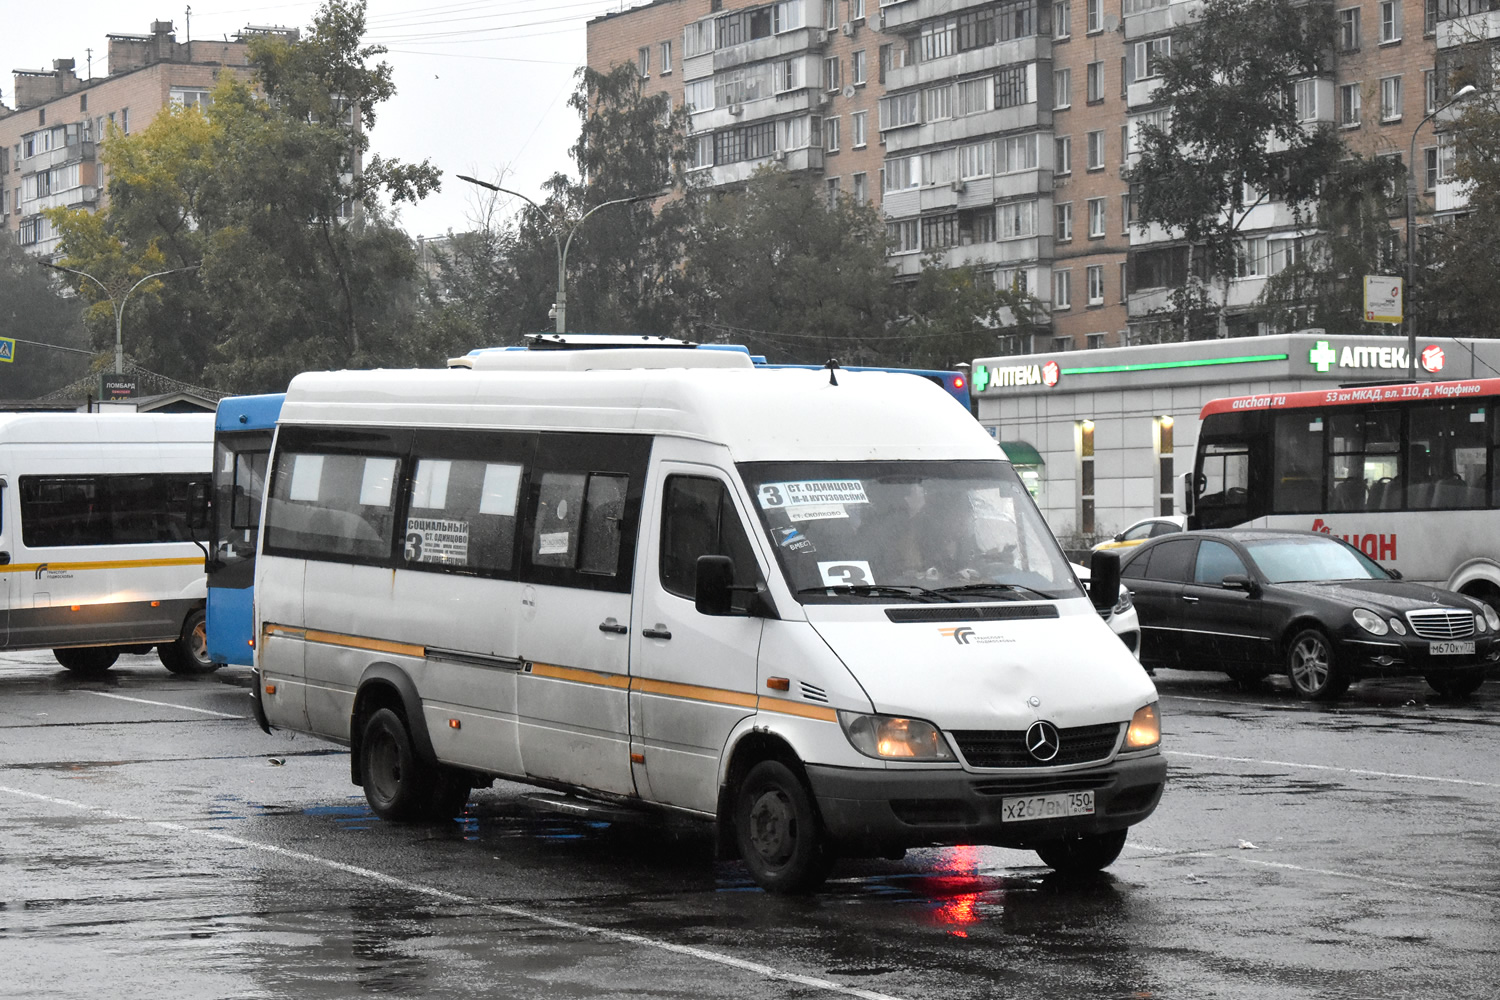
41,261,200,373
1405,83,1476,381
456,174,649,334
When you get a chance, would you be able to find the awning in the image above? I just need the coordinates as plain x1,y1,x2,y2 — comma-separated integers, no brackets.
998,441,1044,465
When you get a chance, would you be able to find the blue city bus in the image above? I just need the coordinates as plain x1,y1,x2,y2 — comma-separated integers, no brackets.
456,336,973,410
206,393,284,667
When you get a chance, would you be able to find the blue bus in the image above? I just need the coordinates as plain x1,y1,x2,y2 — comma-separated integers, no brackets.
206,393,284,667
455,335,973,410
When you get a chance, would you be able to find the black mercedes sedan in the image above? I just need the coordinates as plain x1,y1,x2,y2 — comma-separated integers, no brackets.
1120,529,1500,700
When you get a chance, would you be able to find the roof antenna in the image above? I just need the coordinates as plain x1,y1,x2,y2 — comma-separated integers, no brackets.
825,358,841,386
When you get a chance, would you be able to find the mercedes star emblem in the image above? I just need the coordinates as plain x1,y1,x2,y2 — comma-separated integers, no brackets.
1025,720,1061,762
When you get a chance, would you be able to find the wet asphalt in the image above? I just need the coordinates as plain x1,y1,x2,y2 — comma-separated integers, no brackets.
3,649,1500,999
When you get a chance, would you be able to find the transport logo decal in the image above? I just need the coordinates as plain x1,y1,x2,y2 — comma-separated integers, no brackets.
936,626,1015,645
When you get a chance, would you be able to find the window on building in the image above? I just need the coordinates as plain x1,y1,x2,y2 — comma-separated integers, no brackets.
1055,68,1072,109
169,88,212,110
121,108,130,134
853,172,868,202
852,49,866,84
1001,133,1038,172
925,84,954,121
825,56,842,91
1134,37,1170,81
1087,61,1103,102
1055,1,1071,38
884,154,919,190
1381,76,1402,121
1425,69,1436,113
888,218,920,253
1425,0,1438,34
960,140,994,178
995,65,1029,108
1088,197,1106,237
997,200,1037,238
957,77,992,115
1340,82,1361,126
922,213,961,249
1339,7,1360,51
1079,420,1096,533
827,116,841,151
638,46,651,77
827,176,841,204
1121,191,1132,232
852,110,868,147
921,148,957,185
879,92,920,129
1088,332,1108,350
686,79,714,111
825,0,838,29
1087,129,1105,169
1056,135,1071,175
1087,264,1104,304
1380,0,1400,43
1295,78,1319,122
1087,0,1103,33
1056,201,1073,241
963,208,996,244
684,20,713,57
689,134,713,170
1055,269,1072,309
661,40,673,73
1424,145,1440,190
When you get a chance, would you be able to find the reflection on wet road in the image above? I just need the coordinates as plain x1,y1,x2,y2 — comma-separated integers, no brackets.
4,652,1500,998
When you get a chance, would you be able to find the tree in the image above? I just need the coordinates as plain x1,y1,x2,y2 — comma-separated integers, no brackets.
680,170,894,363
895,257,1050,368
48,0,443,393
0,232,91,398
1128,0,1344,337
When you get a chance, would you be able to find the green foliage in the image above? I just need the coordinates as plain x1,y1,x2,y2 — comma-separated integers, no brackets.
1129,0,1343,284
0,233,92,398
896,256,1049,367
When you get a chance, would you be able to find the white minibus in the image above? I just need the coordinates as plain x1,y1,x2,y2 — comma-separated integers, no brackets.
0,412,214,674
251,352,1164,892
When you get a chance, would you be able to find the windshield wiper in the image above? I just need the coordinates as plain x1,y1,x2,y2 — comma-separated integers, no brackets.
796,584,957,602
930,582,1055,600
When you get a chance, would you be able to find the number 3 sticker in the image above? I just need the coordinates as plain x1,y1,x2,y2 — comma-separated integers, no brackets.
818,561,874,587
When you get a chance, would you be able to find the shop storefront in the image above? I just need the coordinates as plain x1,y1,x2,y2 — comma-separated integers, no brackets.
972,333,1500,545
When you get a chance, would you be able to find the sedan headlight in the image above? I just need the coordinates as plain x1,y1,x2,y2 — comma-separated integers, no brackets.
837,711,955,761
1485,605,1500,631
1388,617,1407,635
1125,702,1161,750
1476,613,1490,634
1353,608,1389,635
1113,585,1134,616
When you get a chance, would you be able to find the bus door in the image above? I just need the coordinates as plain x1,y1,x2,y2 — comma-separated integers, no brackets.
514,433,650,798
207,433,270,666
0,477,9,644
629,465,765,813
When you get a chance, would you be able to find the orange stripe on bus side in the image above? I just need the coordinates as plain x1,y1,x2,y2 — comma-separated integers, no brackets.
0,556,204,575
633,676,759,710
528,662,632,689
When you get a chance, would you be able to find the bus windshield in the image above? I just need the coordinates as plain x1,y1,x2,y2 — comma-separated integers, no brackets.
739,460,1081,603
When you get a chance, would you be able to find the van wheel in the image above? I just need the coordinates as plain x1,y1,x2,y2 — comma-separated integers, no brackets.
361,708,459,822
1286,628,1349,701
1426,667,1485,698
159,610,218,674
53,647,120,674
1036,829,1128,874
427,772,472,820
733,760,833,894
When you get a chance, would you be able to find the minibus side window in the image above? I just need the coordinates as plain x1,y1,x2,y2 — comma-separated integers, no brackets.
402,457,523,575
265,452,400,561
533,472,587,568
579,473,628,575
20,476,109,547
660,476,760,612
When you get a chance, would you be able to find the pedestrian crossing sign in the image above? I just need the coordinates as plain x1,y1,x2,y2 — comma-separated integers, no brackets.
0,337,13,363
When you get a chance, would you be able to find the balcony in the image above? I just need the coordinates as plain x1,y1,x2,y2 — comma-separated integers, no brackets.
705,146,825,187
879,0,1016,32
885,104,1049,154
713,27,829,72
20,185,99,215
885,37,1045,92
18,140,95,174
1126,77,1164,109
691,88,828,131
1437,9,1500,48
1123,0,1199,41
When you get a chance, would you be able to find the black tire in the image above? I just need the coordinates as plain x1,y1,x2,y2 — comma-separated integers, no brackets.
158,609,218,675
1286,628,1349,701
1036,829,1129,874
359,708,467,822
733,759,833,894
1426,667,1486,698
1227,667,1270,691
120,645,155,656
53,646,120,674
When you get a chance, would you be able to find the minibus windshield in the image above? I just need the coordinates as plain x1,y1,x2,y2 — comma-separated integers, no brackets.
740,460,1082,604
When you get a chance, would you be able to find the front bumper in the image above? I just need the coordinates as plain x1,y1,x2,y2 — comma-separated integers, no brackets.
1340,633,1499,679
806,752,1167,853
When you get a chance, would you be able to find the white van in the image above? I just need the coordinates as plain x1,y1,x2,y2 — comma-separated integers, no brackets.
0,412,214,674
251,354,1164,892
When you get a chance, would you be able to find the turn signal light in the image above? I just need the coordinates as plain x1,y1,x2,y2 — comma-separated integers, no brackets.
1125,702,1161,750
630,752,645,764
449,718,461,729
70,605,81,612
264,684,276,695
150,600,160,607
766,676,790,691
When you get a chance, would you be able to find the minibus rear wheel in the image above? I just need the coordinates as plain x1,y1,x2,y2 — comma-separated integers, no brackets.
159,609,218,675
53,646,120,674
733,759,833,894
1035,829,1128,875
360,708,470,822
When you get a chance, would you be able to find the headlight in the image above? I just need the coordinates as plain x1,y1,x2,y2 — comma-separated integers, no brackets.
1388,617,1407,635
1113,585,1133,616
1485,605,1500,631
1353,608,1389,635
1476,613,1490,634
837,711,955,761
1125,702,1160,750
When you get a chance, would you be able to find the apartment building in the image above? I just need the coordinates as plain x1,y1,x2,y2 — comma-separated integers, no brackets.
0,20,295,258
586,1,1460,351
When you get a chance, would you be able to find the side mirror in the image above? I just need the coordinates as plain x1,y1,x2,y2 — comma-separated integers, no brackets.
1181,471,1196,516
694,555,735,616
1221,574,1259,594
1112,532,1126,542
1387,568,1403,580
1089,550,1121,614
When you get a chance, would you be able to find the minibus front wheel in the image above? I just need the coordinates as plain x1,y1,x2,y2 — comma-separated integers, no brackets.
359,707,469,822
53,646,120,675
1035,829,1128,875
733,760,833,894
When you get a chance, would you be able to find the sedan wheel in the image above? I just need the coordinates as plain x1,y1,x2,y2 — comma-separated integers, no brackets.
1286,628,1349,701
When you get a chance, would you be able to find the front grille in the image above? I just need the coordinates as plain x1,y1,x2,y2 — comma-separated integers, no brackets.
885,604,1060,623
971,773,1111,796
1407,609,1476,639
951,722,1123,769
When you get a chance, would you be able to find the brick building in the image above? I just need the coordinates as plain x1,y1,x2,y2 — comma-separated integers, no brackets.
0,20,296,259
587,0,1463,352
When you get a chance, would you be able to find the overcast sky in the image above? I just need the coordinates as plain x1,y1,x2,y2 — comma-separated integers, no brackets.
2,0,637,239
